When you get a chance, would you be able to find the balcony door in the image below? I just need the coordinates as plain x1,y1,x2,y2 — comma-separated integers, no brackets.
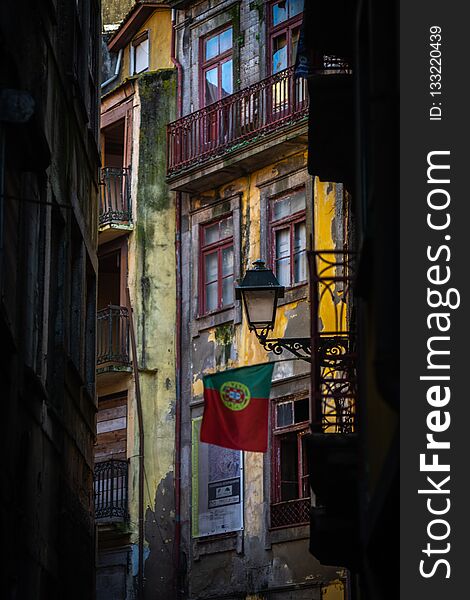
200,26,233,147
268,0,304,118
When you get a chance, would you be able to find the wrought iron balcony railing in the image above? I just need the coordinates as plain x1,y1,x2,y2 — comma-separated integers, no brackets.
96,305,130,368
310,250,357,434
167,66,308,176
271,497,310,529
99,167,131,227
94,459,128,521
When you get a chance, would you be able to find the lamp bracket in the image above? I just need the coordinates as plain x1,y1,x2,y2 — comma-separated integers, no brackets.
255,331,312,363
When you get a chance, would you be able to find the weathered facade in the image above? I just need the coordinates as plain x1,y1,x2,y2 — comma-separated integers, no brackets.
169,1,349,598
0,1,101,598
96,2,177,598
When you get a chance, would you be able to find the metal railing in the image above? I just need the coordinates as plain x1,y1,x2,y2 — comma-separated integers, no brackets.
99,167,131,227
96,305,130,367
167,66,308,175
271,497,310,528
94,459,128,521
310,250,357,434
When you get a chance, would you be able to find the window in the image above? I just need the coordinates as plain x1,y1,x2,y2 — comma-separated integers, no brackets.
269,0,304,74
270,188,307,287
131,32,149,75
201,26,233,106
200,215,234,314
271,396,310,528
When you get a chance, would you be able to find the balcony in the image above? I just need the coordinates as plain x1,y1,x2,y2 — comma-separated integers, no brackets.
306,249,360,569
94,459,128,522
271,498,310,529
166,66,309,192
99,167,132,241
96,305,131,379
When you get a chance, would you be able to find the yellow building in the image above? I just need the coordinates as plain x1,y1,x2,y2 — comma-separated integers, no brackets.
96,2,177,598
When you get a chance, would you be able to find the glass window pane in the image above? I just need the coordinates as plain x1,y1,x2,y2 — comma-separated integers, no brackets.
205,35,219,60
205,281,218,311
272,1,288,25
222,275,234,306
294,398,309,423
276,257,290,287
222,246,233,277
272,34,288,74
290,188,306,214
289,0,304,18
135,38,149,73
220,216,233,239
204,252,218,283
277,402,293,427
221,60,233,97
294,221,306,252
204,222,220,245
220,28,233,53
272,196,292,221
205,67,219,104
294,251,306,283
275,228,290,258
280,435,299,501
291,26,300,65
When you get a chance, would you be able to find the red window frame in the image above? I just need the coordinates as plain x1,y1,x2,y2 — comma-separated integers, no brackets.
269,188,307,288
268,0,304,75
200,216,234,315
271,397,310,527
200,24,234,107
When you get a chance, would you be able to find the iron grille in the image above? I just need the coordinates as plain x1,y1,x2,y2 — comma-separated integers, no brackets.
271,498,310,529
310,250,357,433
167,66,308,175
99,167,131,226
96,305,130,367
94,459,128,521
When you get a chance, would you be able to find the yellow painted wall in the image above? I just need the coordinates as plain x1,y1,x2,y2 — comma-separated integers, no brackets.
121,9,173,78
189,152,341,558
321,580,345,600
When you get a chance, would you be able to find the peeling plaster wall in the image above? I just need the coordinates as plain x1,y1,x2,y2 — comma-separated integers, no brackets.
127,69,178,598
180,151,347,599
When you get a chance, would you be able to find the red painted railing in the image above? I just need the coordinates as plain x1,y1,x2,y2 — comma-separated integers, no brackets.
167,66,308,175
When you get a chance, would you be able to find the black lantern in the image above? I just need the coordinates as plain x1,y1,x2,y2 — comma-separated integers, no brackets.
235,259,311,362
235,260,285,338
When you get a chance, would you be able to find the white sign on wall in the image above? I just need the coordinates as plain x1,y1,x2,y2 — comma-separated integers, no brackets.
191,418,243,537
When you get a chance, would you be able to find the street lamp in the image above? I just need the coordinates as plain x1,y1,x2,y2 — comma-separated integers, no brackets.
235,259,312,362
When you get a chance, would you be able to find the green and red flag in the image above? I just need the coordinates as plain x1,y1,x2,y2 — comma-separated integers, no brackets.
200,363,275,452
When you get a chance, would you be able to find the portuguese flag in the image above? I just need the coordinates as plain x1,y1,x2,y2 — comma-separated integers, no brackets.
200,363,275,452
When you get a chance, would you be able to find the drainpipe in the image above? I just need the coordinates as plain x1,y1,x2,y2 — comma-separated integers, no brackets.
126,288,145,600
171,9,183,118
172,8,184,599
101,48,123,90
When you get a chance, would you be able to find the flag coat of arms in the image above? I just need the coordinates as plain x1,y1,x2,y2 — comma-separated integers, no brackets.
200,363,275,452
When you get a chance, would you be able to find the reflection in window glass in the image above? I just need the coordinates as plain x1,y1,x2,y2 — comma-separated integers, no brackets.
220,28,233,53
294,221,306,282
205,35,219,61
220,216,233,239
275,228,290,287
277,402,294,427
272,34,288,73
222,246,233,276
290,0,304,18
221,60,233,97
291,27,300,64
272,2,288,26
205,68,218,105
204,252,218,283
222,275,234,305
205,281,218,312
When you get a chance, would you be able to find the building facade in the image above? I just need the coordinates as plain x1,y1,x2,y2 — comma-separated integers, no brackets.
0,1,101,598
169,1,350,599
96,2,178,598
